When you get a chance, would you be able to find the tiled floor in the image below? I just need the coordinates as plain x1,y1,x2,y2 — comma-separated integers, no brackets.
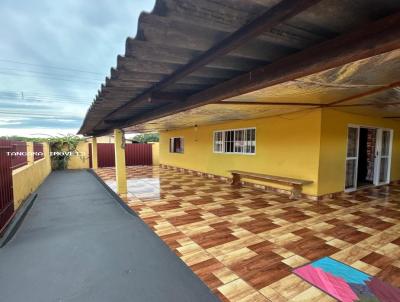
95,166,400,302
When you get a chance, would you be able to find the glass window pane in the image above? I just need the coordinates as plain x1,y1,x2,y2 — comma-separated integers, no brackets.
347,127,358,157
381,131,390,156
174,138,179,152
225,131,234,153
345,159,356,189
379,157,389,183
170,138,184,153
214,132,223,152
234,130,244,153
180,138,184,153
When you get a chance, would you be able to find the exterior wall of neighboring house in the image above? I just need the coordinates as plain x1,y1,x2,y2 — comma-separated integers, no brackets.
160,110,323,196
317,108,400,196
159,108,400,197
12,142,51,209
86,135,136,144
89,136,115,144
68,141,90,169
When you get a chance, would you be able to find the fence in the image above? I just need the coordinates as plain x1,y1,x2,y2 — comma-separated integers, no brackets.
97,143,115,168
125,144,152,166
0,140,28,169
33,142,44,161
89,143,153,168
0,146,14,232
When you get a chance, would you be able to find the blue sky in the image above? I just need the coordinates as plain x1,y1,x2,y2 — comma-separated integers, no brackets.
0,0,155,137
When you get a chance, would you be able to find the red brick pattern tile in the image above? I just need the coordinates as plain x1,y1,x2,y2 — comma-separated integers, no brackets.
95,166,400,301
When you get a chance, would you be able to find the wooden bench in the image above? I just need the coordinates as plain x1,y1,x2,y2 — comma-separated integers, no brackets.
229,170,313,200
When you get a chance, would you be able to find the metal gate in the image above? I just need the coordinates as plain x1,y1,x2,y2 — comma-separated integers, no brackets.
125,144,152,166
0,146,14,232
89,143,153,168
97,143,115,168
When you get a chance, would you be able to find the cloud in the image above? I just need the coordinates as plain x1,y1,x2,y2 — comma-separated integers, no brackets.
0,117,25,126
0,127,80,138
0,116,82,129
0,0,155,136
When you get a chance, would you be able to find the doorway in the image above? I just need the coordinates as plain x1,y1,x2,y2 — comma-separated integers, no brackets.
345,125,393,192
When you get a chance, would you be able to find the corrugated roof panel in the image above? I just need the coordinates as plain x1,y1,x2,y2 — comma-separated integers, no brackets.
79,0,400,136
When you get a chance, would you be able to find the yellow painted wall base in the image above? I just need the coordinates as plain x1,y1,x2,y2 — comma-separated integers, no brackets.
159,109,400,197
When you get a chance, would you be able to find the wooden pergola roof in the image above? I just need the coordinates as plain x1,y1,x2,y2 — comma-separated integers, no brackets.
78,0,400,136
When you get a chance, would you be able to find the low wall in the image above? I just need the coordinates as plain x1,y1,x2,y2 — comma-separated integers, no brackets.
12,143,51,209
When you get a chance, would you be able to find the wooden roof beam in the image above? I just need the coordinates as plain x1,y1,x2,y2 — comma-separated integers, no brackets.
109,11,400,132
98,0,322,124
330,102,400,108
326,81,400,107
216,101,321,106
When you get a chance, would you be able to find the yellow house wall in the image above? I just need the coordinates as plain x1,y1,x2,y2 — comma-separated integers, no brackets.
317,109,400,195
68,141,90,169
160,108,400,197
87,135,115,143
160,110,322,195
12,143,51,209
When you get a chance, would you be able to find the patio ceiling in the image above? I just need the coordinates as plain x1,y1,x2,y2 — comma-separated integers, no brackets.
126,50,400,132
78,0,400,136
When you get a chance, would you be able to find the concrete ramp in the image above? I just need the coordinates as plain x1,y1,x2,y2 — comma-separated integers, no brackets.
0,170,218,302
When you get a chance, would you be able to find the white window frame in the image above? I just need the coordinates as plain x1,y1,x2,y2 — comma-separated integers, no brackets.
213,131,224,153
213,127,256,155
169,136,184,154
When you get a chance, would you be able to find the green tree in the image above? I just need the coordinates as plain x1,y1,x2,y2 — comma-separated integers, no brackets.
131,133,159,143
47,135,82,170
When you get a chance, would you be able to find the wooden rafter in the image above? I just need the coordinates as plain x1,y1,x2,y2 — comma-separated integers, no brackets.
95,0,322,128
327,81,400,107
331,102,400,107
98,12,400,133
216,101,320,106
